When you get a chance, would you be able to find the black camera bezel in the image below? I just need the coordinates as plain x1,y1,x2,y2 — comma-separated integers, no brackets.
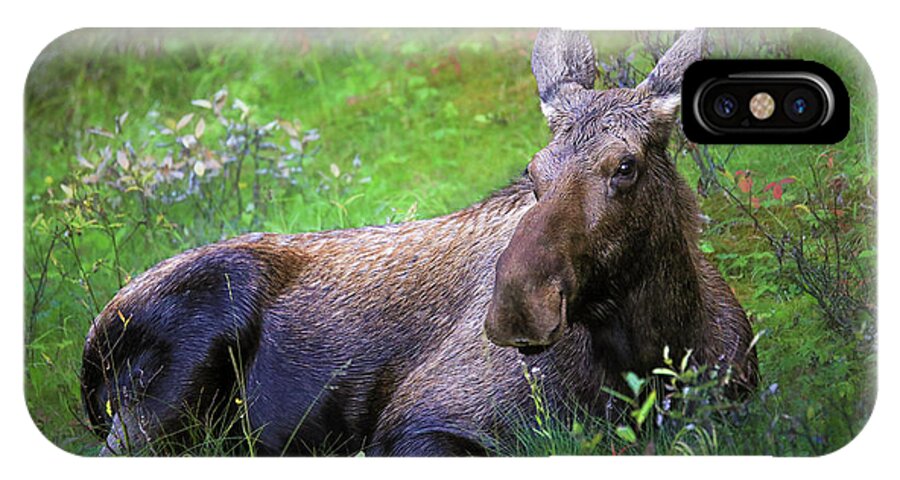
683,60,849,144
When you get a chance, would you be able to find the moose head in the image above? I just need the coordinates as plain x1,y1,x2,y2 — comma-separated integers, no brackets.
484,29,707,349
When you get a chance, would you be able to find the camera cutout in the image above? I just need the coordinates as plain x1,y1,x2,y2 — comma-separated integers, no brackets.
683,60,849,144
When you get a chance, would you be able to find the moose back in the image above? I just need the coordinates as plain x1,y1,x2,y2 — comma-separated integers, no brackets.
81,29,758,456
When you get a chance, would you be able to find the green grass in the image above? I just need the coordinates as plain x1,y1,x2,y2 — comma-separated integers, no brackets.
24,28,875,456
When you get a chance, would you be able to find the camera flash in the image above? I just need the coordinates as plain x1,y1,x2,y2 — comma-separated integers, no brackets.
750,92,775,120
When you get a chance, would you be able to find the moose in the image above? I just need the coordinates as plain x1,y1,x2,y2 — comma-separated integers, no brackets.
81,29,758,456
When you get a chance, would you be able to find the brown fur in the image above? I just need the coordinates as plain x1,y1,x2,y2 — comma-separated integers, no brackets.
81,29,757,456
485,29,758,389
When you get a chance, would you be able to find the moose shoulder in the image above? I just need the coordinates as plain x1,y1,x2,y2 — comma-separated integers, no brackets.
81,29,758,457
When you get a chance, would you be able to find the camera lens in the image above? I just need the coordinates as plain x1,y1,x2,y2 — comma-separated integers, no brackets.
784,88,819,123
791,98,808,116
713,94,738,119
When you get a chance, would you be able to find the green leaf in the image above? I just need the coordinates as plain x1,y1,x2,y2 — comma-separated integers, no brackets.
632,390,657,427
195,117,206,139
625,372,645,396
400,41,424,55
176,113,194,131
442,101,459,118
191,99,213,109
680,349,694,373
571,420,584,436
581,432,604,454
616,425,637,443
601,386,635,406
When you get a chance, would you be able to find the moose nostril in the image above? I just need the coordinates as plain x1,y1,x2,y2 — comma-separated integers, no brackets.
518,345,549,356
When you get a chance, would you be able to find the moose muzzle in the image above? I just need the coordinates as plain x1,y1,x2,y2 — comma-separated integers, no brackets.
485,202,579,348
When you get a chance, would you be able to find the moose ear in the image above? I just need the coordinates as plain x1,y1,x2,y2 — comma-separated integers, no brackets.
637,29,707,103
531,29,597,131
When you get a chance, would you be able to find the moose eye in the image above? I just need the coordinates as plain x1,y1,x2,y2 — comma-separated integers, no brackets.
616,157,636,177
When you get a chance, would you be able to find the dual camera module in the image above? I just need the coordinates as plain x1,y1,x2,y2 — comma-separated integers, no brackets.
712,89,816,123
707,85,823,125
682,61,849,144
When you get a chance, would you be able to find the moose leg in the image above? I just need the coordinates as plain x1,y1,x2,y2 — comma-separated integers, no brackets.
368,379,493,455
97,393,179,456
100,411,145,456
368,424,488,456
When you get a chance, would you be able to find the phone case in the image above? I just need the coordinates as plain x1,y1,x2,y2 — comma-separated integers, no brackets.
24,28,876,457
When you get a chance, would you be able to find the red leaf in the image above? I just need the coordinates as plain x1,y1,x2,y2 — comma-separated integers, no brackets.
449,53,461,76
751,196,761,209
763,181,777,192
773,184,783,200
829,177,847,193
738,176,753,193
779,177,796,185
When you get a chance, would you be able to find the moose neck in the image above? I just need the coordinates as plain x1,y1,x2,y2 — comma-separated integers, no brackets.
561,167,708,401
